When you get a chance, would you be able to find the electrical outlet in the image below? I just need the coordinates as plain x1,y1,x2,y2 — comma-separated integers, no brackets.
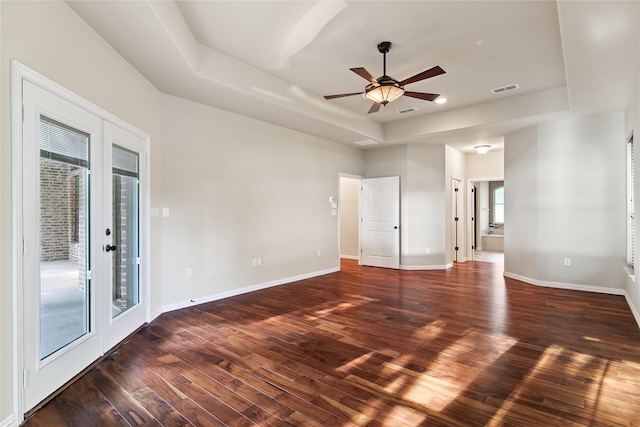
257,258,262,266
252,259,257,267
186,268,192,278
564,258,571,266
425,248,431,254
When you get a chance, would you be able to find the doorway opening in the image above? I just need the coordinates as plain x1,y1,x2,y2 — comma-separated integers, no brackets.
339,175,361,262
469,178,504,264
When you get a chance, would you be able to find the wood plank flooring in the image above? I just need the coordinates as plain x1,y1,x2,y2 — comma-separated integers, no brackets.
24,260,640,426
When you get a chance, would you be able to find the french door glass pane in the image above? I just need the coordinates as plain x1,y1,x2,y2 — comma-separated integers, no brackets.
39,117,90,360
111,145,139,318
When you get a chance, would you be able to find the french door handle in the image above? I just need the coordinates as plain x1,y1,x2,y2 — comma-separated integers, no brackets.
105,244,117,252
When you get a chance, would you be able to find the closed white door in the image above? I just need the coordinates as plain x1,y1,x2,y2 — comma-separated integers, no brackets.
361,176,400,269
21,80,148,414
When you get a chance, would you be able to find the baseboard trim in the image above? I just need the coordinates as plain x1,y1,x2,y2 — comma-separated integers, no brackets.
503,271,626,296
161,267,340,313
1,414,16,427
340,255,359,260
149,308,163,322
624,291,640,330
400,263,453,270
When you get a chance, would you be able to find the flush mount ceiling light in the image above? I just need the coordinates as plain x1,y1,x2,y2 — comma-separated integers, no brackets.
435,97,447,104
475,145,491,154
324,41,446,114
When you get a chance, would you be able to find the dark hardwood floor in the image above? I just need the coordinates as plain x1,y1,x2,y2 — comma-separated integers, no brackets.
25,259,640,426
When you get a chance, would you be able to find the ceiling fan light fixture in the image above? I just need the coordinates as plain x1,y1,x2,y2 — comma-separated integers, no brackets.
365,77,405,105
324,41,445,113
474,145,491,155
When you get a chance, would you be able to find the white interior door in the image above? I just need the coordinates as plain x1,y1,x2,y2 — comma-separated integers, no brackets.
20,79,148,414
361,176,400,269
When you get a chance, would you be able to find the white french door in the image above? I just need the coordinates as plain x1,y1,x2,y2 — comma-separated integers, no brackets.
103,122,148,351
20,78,148,414
361,176,400,269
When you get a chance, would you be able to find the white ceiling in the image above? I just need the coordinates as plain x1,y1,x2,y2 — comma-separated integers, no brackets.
67,0,639,153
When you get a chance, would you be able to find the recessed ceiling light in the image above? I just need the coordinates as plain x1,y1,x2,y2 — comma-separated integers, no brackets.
435,97,447,104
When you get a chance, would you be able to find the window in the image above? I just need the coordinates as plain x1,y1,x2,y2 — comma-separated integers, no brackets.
493,186,504,224
627,133,634,268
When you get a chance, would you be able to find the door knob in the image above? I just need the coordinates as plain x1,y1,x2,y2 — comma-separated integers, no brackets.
105,244,117,252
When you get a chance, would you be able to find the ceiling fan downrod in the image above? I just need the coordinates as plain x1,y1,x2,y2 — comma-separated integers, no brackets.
378,41,392,77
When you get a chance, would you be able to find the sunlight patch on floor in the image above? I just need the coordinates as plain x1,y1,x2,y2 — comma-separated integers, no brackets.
483,344,639,426
304,295,378,320
342,329,519,413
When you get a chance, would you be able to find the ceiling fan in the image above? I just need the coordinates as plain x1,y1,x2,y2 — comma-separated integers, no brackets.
324,41,446,114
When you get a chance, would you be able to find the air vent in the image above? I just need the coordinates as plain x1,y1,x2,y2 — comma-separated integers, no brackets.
491,84,519,94
397,107,418,114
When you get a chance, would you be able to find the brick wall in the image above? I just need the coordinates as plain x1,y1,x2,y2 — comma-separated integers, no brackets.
40,158,87,289
40,159,72,261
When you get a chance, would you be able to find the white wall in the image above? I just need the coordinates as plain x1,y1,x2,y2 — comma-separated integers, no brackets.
1,1,164,422
505,126,541,280
365,144,449,268
505,113,626,291
467,150,504,180
364,145,408,263
339,177,360,259
159,95,364,308
406,144,447,266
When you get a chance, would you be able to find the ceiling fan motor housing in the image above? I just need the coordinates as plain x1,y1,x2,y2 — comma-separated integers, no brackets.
377,41,392,54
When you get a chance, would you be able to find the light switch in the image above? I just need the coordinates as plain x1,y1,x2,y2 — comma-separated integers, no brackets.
331,202,338,209
163,207,170,217
331,209,337,216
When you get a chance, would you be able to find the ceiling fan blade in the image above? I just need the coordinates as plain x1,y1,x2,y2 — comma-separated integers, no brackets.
368,102,381,114
324,92,363,100
350,67,378,84
400,66,446,86
403,91,440,102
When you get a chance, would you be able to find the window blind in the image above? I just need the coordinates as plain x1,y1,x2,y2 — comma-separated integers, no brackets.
112,145,139,178
40,116,89,167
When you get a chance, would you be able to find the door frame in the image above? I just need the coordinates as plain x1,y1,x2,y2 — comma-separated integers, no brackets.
11,61,151,421
338,173,363,266
466,176,504,260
